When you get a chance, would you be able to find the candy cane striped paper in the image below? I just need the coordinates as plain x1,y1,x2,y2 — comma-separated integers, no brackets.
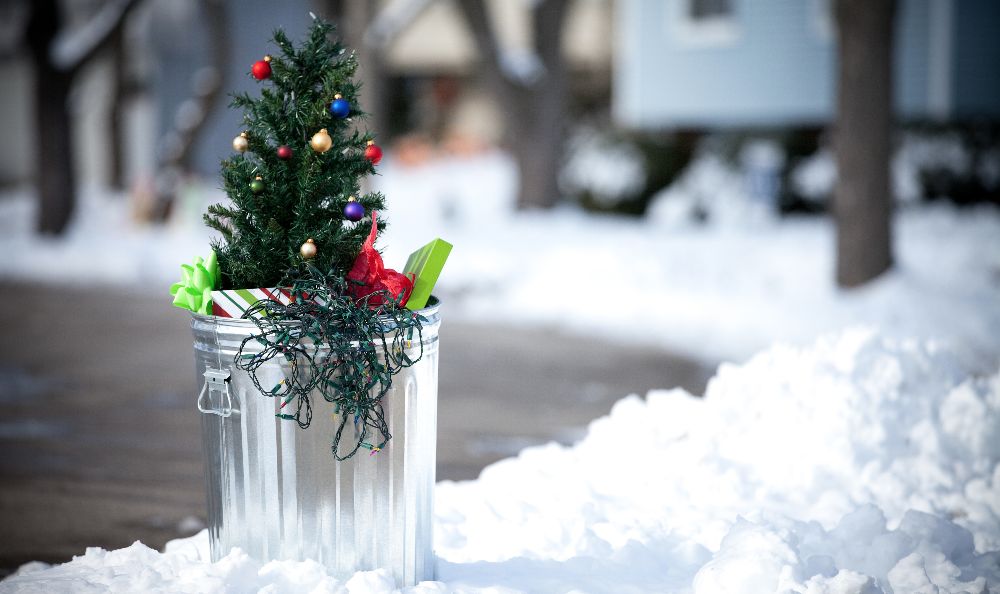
211,287,293,319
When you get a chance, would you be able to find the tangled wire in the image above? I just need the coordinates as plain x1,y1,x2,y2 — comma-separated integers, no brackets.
235,265,425,460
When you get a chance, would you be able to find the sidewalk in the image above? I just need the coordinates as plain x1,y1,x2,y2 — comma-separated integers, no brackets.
0,283,711,572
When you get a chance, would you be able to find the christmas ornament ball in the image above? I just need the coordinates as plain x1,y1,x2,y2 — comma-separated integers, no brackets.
300,238,317,259
344,199,365,222
250,176,264,194
310,129,333,153
252,56,272,80
329,94,350,119
276,145,292,160
232,132,249,153
364,141,383,165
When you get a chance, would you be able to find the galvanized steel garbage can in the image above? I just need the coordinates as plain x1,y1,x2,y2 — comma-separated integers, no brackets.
190,299,440,585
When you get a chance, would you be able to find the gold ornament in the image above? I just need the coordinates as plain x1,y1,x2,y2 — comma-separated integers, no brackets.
300,238,317,259
232,132,249,153
310,128,332,153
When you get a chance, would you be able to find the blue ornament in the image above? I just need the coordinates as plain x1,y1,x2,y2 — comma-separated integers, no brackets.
344,199,365,222
330,96,350,119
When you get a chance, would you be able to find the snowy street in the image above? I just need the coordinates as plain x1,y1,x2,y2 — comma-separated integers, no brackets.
3,327,998,593
4,0,1000,588
0,281,709,575
2,170,999,590
1,148,999,591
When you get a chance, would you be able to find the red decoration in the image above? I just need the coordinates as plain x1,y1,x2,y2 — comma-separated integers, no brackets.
364,141,383,165
346,211,413,308
252,56,272,81
276,145,292,160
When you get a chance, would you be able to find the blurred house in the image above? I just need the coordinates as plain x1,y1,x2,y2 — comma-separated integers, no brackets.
614,0,1000,129
0,0,613,189
373,0,612,151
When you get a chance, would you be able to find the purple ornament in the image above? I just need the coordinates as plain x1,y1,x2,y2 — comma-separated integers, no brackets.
344,200,365,222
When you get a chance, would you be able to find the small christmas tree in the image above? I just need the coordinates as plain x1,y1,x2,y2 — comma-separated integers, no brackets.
207,19,386,290
172,18,448,461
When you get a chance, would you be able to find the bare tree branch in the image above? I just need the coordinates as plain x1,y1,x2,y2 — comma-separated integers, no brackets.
455,0,571,209
51,0,143,76
364,0,434,50
534,0,570,72
153,0,230,221
453,0,519,107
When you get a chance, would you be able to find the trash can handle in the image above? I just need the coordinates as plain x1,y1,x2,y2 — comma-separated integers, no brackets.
198,368,233,417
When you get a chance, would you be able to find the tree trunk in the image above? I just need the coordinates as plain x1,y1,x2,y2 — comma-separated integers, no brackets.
456,0,570,210
151,0,229,221
26,0,143,234
518,0,568,209
26,0,76,235
109,25,127,190
343,0,390,139
833,0,896,287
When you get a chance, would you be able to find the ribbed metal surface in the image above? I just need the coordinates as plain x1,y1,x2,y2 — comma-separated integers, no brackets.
190,301,440,585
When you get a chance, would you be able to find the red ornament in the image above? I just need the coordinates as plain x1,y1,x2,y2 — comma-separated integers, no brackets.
346,211,413,308
251,56,272,81
364,141,383,165
276,145,292,160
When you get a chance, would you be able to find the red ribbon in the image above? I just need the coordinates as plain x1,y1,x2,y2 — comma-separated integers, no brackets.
346,211,413,308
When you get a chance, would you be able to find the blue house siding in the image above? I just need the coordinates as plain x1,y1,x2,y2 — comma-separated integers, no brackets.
614,0,835,128
614,0,995,128
894,0,931,118
952,0,1000,117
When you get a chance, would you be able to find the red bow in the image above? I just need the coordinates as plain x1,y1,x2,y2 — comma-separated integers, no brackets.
346,211,413,308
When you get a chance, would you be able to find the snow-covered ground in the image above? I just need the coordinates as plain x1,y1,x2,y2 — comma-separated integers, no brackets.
1,150,998,370
2,150,999,592
3,329,999,593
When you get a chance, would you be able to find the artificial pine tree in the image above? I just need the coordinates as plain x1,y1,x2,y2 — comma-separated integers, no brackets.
171,18,439,461
206,19,386,290
172,22,448,580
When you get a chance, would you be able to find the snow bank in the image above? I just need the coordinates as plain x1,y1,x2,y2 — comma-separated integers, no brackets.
4,329,999,593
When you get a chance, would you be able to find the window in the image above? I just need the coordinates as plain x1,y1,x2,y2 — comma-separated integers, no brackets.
690,0,733,20
670,0,741,48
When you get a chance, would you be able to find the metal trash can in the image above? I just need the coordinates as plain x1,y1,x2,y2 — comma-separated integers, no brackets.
190,298,440,585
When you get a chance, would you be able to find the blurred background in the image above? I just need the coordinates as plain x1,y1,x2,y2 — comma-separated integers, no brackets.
1,0,998,576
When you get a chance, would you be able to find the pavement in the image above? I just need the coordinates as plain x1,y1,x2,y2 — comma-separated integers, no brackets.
0,282,712,573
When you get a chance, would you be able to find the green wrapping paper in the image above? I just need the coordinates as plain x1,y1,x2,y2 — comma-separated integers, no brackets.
403,238,452,310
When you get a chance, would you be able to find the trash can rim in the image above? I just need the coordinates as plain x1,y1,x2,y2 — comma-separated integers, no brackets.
189,295,441,327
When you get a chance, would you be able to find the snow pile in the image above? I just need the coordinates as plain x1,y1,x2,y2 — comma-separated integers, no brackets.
5,329,999,593
0,182,215,287
1,536,415,594
560,126,647,207
434,331,1000,578
645,151,751,227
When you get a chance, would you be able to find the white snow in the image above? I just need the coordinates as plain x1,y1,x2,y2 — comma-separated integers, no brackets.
3,146,999,592
791,147,837,202
560,126,647,206
3,329,999,593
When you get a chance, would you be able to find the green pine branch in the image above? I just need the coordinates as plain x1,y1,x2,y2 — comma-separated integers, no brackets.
207,18,387,290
